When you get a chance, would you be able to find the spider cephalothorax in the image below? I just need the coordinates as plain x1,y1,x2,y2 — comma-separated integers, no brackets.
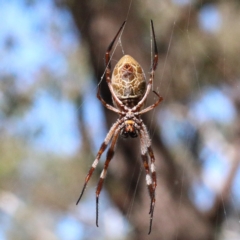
76,20,163,234
121,119,138,138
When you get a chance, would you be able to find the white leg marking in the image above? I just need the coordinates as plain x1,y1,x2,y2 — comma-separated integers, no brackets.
100,169,106,179
150,163,155,172
146,174,152,185
141,145,147,155
92,159,98,168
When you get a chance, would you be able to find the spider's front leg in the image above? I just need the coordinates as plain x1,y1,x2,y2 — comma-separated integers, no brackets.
76,121,120,205
146,144,157,229
95,129,120,227
139,123,157,235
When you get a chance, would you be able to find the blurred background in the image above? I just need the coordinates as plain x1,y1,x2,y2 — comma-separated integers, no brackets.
0,0,240,239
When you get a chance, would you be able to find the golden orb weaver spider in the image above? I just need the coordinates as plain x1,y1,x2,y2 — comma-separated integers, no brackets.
76,20,163,234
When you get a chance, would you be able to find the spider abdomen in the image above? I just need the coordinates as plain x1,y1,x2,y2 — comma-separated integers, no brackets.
111,55,146,107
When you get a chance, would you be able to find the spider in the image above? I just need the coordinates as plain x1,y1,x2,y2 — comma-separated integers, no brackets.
76,20,163,234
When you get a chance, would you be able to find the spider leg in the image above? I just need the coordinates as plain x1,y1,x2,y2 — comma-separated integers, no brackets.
135,20,158,111
96,129,120,227
105,21,126,110
97,85,121,114
76,121,120,205
147,146,157,202
139,123,156,235
147,146,157,227
140,151,155,209
151,19,158,71
138,91,163,115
